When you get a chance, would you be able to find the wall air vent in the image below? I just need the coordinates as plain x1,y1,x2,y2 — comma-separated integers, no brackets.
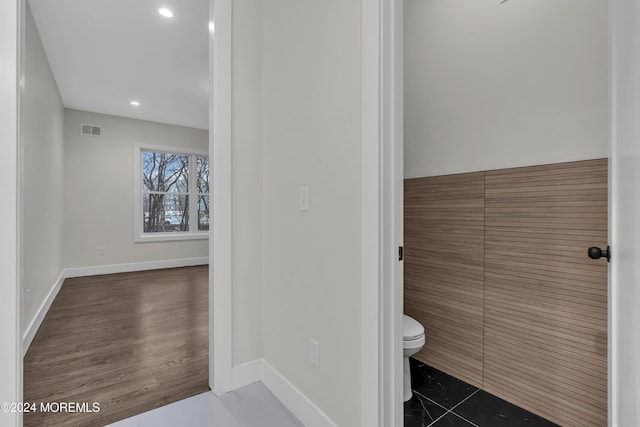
81,124,102,137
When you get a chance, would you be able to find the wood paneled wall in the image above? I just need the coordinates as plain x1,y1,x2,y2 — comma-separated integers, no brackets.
404,172,485,388
404,159,608,426
484,159,608,426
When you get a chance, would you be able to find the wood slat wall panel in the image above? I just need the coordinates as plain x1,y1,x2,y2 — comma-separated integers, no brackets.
484,159,608,427
404,172,485,388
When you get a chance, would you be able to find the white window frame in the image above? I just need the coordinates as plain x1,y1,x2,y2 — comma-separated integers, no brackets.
133,143,209,242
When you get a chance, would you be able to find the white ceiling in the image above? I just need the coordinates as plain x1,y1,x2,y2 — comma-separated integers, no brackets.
29,0,209,130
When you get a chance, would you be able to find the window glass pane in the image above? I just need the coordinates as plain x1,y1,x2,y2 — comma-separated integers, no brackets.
143,151,189,193
143,194,189,232
198,195,209,231
197,156,209,194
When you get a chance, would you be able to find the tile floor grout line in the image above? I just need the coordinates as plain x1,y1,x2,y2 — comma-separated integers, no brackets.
416,387,480,427
449,411,481,427
426,410,452,427
412,390,450,412
448,388,480,413
444,389,481,427
412,389,450,426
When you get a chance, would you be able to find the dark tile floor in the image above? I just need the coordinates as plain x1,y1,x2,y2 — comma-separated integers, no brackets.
405,359,561,427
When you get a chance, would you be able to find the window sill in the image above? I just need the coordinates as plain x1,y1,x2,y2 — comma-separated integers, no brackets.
134,232,209,243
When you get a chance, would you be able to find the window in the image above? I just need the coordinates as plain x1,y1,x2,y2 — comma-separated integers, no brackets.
134,145,209,242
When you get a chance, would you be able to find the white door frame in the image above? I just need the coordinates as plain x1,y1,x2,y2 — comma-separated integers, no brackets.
608,0,640,425
361,0,404,425
0,0,22,425
209,0,233,395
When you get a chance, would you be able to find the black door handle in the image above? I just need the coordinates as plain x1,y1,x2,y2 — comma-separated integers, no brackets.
588,245,610,262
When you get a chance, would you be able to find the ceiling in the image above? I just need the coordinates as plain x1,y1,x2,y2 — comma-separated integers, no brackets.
29,0,209,130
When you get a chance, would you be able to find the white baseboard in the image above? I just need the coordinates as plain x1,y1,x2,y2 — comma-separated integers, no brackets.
64,257,208,278
231,359,262,390
257,359,338,427
23,271,65,356
23,257,208,355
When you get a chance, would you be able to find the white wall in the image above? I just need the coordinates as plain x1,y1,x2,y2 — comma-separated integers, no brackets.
404,0,608,179
22,3,65,336
261,1,361,426
63,109,208,269
232,0,263,366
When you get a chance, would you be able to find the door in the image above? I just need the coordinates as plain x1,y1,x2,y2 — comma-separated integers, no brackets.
609,0,640,425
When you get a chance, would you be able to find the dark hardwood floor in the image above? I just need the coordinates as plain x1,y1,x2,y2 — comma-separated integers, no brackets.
23,265,209,426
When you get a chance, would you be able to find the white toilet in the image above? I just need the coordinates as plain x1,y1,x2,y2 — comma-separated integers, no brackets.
403,314,425,402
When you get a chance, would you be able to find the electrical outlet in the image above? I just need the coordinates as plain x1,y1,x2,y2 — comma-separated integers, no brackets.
26,288,31,304
99,246,107,256
309,339,320,367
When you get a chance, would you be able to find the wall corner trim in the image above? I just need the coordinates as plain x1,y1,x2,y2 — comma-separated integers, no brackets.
23,271,66,356
231,359,262,390
230,359,337,427
259,360,338,427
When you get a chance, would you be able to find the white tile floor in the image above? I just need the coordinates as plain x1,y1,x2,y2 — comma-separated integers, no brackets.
106,382,304,427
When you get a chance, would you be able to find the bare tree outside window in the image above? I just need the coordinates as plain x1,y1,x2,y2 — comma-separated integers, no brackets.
142,151,190,233
197,156,209,231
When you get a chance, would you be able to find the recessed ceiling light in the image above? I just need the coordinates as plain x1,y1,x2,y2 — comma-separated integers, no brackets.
159,8,174,18
130,100,140,106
